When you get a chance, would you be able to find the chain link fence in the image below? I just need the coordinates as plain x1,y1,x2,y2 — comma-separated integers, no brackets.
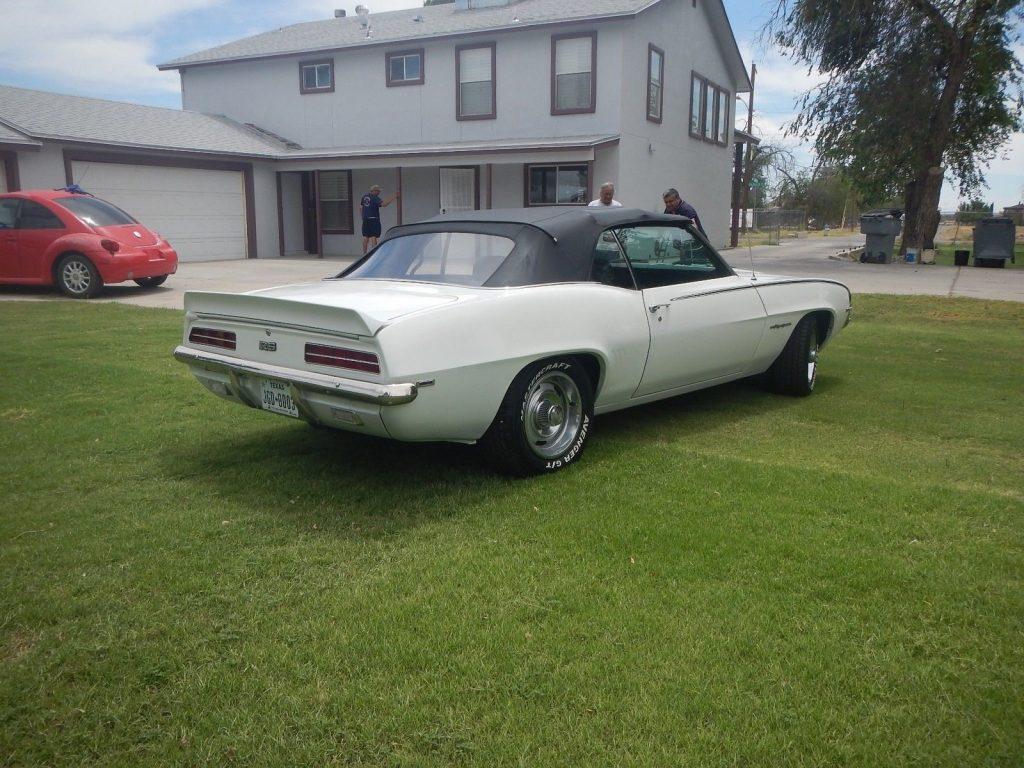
747,209,808,245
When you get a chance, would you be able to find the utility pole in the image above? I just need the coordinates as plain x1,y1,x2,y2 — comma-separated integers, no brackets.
740,62,756,234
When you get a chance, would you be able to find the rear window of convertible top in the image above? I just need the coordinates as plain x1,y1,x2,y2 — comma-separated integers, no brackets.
345,232,515,286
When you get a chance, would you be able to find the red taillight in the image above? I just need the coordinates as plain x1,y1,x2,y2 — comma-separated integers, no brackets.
100,238,120,254
305,343,380,374
189,327,236,350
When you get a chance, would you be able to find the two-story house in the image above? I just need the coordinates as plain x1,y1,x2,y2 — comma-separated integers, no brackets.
0,0,750,261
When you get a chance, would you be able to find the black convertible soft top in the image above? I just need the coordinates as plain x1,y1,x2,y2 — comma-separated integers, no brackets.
344,207,705,288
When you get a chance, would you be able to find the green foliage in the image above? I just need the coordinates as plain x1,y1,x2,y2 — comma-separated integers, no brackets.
423,0,455,5
768,0,1024,201
958,198,994,212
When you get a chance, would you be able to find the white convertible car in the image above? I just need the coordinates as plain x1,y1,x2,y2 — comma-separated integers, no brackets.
175,208,851,474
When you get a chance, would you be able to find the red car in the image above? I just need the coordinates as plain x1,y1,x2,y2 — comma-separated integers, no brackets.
0,189,178,298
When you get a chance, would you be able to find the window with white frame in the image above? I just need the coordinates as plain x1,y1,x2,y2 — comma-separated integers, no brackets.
457,44,495,119
387,49,424,86
527,164,589,206
552,32,595,114
300,60,334,93
647,44,664,122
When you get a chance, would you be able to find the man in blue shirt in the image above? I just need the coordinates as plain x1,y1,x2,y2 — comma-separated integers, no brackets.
361,184,399,254
662,187,706,237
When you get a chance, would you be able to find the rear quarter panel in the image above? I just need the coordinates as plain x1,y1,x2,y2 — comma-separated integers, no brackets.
377,283,650,441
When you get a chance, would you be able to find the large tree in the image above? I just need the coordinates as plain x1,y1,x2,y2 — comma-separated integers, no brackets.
767,0,1022,251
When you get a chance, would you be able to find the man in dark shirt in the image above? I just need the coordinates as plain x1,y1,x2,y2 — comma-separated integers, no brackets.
360,184,399,254
662,187,706,236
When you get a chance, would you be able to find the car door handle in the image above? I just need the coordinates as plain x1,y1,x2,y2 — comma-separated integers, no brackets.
648,303,670,313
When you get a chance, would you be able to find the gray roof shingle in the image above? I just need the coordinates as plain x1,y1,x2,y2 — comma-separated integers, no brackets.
159,0,660,69
0,119,40,147
0,84,294,157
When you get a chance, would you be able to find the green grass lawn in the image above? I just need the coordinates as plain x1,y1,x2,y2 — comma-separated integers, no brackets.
931,244,1024,269
2,297,1022,766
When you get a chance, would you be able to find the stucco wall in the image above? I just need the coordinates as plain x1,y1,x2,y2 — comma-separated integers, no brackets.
613,0,739,245
181,22,626,150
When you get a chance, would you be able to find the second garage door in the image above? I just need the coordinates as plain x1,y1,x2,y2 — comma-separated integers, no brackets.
70,161,247,262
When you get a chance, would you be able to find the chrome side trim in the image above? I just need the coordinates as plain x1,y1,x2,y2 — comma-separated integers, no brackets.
669,278,852,304
173,345,417,406
670,283,758,302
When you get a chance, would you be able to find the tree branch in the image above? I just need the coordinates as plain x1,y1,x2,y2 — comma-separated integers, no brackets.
902,0,958,50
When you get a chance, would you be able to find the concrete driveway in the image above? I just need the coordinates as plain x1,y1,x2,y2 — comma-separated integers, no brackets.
0,256,358,310
722,234,1024,303
1,236,1021,308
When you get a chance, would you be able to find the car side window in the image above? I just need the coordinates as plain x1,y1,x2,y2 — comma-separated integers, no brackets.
0,200,18,229
612,224,730,289
589,230,636,289
18,200,64,230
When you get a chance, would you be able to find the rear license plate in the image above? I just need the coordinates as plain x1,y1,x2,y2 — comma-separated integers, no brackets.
260,379,299,418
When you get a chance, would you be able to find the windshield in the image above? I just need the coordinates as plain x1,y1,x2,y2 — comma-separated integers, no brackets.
55,196,136,227
345,232,516,286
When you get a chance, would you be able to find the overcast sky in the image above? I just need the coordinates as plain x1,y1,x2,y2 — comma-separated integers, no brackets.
0,0,1020,209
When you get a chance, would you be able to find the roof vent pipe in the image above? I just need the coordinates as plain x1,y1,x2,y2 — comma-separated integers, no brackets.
334,9,346,17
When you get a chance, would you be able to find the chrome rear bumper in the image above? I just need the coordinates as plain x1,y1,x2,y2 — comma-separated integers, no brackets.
173,345,418,406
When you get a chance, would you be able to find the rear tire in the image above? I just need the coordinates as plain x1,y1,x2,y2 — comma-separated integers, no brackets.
134,275,168,288
55,254,102,299
480,357,594,476
765,315,819,397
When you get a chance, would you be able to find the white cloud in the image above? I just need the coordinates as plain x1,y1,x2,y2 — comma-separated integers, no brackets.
0,0,220,96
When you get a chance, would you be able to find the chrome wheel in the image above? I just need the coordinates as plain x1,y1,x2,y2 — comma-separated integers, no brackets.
62,260,92,295
523,370,583,459
807,327,819,388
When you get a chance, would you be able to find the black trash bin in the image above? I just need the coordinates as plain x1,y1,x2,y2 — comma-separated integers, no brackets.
972,217,1016,268
954,249,970,267
859,209,904,263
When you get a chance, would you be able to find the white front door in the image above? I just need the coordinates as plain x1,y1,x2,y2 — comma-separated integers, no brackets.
439,167,477,214
611,224,767,396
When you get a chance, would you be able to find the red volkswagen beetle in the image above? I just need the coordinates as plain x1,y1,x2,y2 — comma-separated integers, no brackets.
0,189,178,298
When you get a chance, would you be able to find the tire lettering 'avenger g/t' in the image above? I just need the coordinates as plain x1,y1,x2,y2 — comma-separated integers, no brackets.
174,207,851,475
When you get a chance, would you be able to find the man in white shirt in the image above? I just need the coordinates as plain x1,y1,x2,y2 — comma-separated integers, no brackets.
588,182,623,208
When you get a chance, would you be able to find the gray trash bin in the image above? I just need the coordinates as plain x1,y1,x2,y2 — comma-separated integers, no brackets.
859,209,903,264
973,217,1016,268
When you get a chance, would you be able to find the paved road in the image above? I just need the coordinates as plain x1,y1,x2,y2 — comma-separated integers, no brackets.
1,235,1021,308
723,234,1024,303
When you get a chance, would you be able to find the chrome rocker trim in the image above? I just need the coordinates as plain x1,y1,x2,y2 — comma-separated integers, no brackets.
173,345,418,406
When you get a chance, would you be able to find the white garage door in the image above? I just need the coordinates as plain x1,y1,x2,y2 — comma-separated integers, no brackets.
71,161,247,262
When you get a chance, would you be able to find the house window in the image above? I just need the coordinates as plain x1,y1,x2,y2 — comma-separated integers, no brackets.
551,32,596,115
690,72,729,146
716,88,730,144
690,73,704,135
456,43,496,120
526,163,589,206
318,170,352,234
300,59,334,94
386,49,424,86
647,44,664,123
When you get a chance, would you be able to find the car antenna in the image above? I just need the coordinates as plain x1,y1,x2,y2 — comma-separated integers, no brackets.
748,227,757,281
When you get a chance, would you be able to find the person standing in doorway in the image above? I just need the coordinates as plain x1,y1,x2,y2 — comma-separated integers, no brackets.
588,182,623,208
361,184,399,254
662,187,706,236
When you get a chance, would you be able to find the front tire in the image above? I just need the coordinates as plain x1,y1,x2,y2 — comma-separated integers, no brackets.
134,275,168,288
765,315,820,397
480,357,594,476
55,254,102,299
